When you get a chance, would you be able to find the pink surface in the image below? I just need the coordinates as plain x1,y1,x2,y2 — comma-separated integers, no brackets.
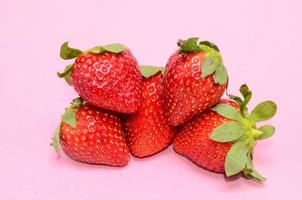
1,0,301,199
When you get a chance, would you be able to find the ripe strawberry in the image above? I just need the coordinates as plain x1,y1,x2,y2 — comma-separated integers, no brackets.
163,38,228,126
51,98,130,167
173,84,277,182
57,42,142,113
123,66,175,158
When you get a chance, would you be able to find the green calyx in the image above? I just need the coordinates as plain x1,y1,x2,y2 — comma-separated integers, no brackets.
57,64,73,85
60,42,83,60
51,125,61,153
61,97,83,129
51,98,83,153
210,84,277,182
87,43,126,54
58,42,127,85
140,65,165,78
60,41,126,59
177,37,228,85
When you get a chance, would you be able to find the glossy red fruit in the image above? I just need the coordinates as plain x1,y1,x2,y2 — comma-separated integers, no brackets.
173,100,236,173
58,43,142,113
163,38,227,126
123,70,175,158
174,84,277,182
55,99,130,166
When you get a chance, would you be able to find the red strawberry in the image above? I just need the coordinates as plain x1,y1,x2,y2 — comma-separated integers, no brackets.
58,42,142,113
173,85,277,182
51,98,130,167
163,38,227,126
123,66,175,158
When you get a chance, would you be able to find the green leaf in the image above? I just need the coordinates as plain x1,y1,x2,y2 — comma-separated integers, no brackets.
244,154,266,182
72,97,83,108
201,57,218,78
241,92,252,113
225,141,249,176
140,65,165,78
51,126,61,153
102,43,126,53
61,109,76,128
57,64,73,78
257,125,275,140
88,44,126,54
228,94,243,106
61,98,82,128
64,75,72,85
57,64,73,85
210,121,245,142
250,101,277,122
199,40,220,51
88,46,105,54
212,104,243,121
246,169,266,182
239,84,251,98
238,84,252,113
60,42,82,60
179,37,201,52
213,64,228,85
200,53,227,85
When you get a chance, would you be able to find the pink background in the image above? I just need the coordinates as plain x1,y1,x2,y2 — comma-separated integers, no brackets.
1,0,301,199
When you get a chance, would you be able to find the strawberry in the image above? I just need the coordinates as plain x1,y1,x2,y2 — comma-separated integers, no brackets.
122,66,175,158
57,42,142,113
163,38,228,126
173,84,277,182
51,98,130,167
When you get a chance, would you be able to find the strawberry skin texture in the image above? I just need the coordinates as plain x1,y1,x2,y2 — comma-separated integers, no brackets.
173,100,237,173
163,51,226,126
60,105,130,166
123,72,175,158
71,50,142,113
